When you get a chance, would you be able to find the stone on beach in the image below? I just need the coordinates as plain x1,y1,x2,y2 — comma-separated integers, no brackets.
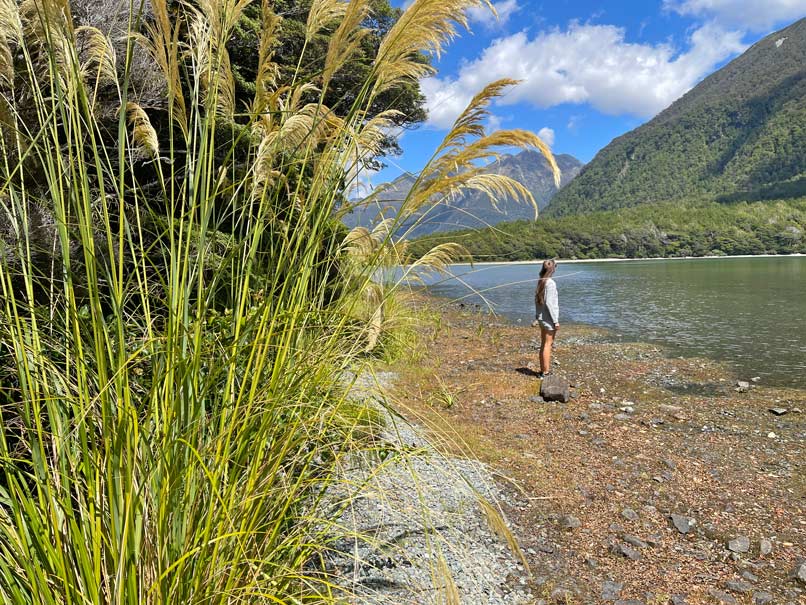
727,535,750,553
540,375,571,402
669,513,693,534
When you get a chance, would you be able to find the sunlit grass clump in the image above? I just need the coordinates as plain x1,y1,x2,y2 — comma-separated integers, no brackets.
0,0,555,601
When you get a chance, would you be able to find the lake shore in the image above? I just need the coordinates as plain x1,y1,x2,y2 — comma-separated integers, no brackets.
448,253,806,267
387,295,806,603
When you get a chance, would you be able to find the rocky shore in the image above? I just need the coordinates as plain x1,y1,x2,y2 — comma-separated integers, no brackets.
376,297,806,604
326,370,534,604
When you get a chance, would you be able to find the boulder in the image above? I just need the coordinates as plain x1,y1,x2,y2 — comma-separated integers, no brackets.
540,375,570,402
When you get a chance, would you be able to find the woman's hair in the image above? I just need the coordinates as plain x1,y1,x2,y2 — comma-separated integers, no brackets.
536,259,557,306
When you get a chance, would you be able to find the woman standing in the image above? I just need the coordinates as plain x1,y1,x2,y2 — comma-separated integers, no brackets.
533,259,559,378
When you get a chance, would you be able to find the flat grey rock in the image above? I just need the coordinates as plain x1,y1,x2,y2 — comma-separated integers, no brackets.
622,534,648,549
753,591,773,604
769,407,789,416
728,535,750,553
759,538,773,556
670,513,692,534
609,542,642,561
621,507,639,521
725,579,753,593
741,570,759,582
794,561,806,584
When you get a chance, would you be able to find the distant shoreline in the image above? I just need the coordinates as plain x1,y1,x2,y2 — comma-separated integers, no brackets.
450,253,806,266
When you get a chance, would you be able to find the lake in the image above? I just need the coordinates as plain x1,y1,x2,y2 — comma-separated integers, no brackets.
416,256,806,389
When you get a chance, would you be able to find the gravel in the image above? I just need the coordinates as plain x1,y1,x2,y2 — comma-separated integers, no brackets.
322,371,533,604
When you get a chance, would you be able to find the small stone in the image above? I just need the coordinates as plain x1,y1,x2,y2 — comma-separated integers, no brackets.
759,539,773,556
663,458,677,470
792,407,803,413
621,507,639,521
735,381,750,392
794,561,806,584
709,589,738,604
609,522,625,533
645,534,661,547
620,406,635,414
769,407,789,416
670,514,692,534
741,570,759,582
623,534,648,549
560,514,582,529
670,596,688,605
601,580,623,601
609,542,642,561
585,557,598,569
728,535,751,553
614,413,630,421
725,579,753,593
751,376,761,382
614,601,644,605
767,432,777,439
752,592,773,605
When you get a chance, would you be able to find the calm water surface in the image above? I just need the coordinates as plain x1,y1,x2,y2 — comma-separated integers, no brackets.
419,257,806,388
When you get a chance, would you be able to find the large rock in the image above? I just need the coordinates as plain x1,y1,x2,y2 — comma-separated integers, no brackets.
540,375,571,402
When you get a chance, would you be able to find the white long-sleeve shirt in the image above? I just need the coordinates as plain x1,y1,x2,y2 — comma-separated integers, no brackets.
535,278,559,326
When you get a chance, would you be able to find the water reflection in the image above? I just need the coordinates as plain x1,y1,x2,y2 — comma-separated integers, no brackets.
417,257,806,388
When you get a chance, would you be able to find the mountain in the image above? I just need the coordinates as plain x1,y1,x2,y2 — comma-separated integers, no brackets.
546,18,806,217
343,151,582,238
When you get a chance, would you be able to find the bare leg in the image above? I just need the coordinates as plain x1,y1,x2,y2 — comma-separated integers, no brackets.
540,328,555,374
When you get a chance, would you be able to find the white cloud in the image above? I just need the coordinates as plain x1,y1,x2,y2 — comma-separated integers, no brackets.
487,113,504,131
537,127,555,147
423,22,746,128
664,0,806,31
467,0,520,28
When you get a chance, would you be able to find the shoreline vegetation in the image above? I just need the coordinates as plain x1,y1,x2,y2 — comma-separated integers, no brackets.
407,198,806,262
447,252,806,266
387,294,806,603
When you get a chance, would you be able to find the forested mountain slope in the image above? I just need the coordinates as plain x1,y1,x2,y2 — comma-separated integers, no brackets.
546,18,806,217
410,198,806,261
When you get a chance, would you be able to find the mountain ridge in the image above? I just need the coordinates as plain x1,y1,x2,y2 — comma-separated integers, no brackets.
546,18,806,217
344,151,582,237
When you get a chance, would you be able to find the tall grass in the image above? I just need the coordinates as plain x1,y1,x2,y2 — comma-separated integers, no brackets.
0,0,556,602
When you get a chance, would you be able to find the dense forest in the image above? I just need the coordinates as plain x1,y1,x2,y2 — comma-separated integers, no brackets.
408,198,806,261
546,19,806,217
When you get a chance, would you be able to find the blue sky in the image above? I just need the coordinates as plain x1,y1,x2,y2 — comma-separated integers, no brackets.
363,0,806,192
